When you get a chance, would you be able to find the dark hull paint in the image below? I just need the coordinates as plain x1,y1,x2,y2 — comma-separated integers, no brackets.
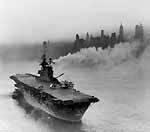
15,85,90,122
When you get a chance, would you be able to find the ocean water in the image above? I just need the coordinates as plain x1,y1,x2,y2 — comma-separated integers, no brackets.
0,43,150,132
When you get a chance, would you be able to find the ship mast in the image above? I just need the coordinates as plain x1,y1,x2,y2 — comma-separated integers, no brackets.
42,41,49,59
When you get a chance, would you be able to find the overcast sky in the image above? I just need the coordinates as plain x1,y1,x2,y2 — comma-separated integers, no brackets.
0,0,149,45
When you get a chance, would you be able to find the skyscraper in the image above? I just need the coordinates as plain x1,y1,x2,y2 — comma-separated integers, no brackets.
86,32,89,41
118,24,124,43
139,24,144,42
135,25,140,39
111,32,117,47
134,24,144,42
73,34,80,51
85,32,90,47
101,30,104,38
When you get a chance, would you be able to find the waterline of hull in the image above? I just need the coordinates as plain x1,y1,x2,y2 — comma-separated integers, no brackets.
23,91,84,122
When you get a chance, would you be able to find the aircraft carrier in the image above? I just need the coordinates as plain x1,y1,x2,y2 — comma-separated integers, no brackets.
10,41,99,122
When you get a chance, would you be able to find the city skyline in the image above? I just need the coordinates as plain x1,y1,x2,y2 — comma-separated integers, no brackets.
0,0,149,45
72,24,144,52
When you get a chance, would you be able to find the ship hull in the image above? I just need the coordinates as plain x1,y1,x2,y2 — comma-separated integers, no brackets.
14,86,90,122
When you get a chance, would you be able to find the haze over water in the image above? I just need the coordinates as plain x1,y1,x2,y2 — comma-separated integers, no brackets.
0,40,149,132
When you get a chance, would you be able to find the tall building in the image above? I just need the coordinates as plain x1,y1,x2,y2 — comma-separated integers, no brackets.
101,30,104,38
110,33,117,48
86,32,89,41
85,32,90,47
118,24,124,43
73,34,85,52
135,25,140,39
134,24,144,41
139,24,144,42
76,34,80,41
73,34,80,51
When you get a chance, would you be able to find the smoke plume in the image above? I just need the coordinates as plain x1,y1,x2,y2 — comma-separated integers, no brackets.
56,40,148,69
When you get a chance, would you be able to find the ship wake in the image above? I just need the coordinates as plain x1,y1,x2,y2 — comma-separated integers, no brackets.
13,93,85,132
